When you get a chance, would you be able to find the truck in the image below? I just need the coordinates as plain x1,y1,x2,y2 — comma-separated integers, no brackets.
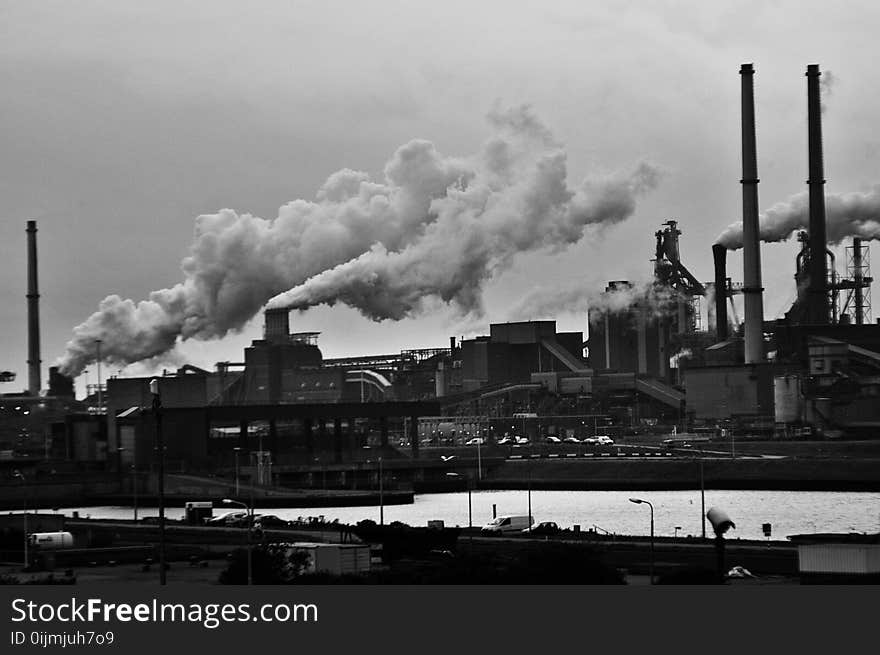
28,532,74,550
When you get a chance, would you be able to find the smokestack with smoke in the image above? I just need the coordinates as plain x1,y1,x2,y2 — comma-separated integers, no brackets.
58,106,659,376
714,186,880,250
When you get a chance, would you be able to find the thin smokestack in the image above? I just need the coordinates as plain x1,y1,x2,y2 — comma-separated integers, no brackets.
712,243,728,341
806,64,829,324
740,64,764,364
26,220,41,395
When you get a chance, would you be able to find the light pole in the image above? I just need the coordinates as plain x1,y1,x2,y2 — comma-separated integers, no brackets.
476,438,482,481
13,470,27,570
223,498,253,585
527,464,532,527
445,472,472,532
629,497,654,584
699,456,706,540
150,378,166,585
233,447,241,497
132,462,138,522
378,457,384,527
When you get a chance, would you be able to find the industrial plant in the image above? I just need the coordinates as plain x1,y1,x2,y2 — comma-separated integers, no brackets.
2,63,879,491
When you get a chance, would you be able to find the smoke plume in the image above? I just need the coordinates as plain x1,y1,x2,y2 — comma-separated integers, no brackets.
715,185,880,249
58,106,659,376
507,280,684,323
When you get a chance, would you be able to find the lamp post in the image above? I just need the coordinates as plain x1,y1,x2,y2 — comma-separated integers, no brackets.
149,378,166,585
527,464,532,527
699,456,706,540
233,447,241,497
223,498,253,585
629,497,654,584
378,457,384,527
445,472,472,533
13,470,27,570
132,462,138,523
476,437,482,481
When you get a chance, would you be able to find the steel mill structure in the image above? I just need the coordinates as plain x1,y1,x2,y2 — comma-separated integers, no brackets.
2,63,880,477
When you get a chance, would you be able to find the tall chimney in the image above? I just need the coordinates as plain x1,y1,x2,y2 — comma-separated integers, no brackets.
740,64,765,364
806,64,829,324
712,243,729,341
26,220,42,395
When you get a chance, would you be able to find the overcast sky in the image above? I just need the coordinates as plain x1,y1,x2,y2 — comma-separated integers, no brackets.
3,0,880,396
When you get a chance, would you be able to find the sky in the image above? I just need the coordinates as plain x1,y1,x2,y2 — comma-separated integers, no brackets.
2,0,880,397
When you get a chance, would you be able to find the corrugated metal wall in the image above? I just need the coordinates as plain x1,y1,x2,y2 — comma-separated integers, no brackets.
798,544,880,574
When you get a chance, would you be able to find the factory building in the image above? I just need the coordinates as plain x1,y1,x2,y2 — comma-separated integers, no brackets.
682,64,880,436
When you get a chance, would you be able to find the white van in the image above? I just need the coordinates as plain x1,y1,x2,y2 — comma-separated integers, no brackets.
481,515,534,533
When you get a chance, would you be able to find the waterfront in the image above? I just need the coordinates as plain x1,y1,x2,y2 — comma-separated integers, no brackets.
49,489,880,541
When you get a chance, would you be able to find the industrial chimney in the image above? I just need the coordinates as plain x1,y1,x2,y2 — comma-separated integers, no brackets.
263,307,290,343
712,243,729,341
740,64,765,364
26,220,41,395
806,64,829,324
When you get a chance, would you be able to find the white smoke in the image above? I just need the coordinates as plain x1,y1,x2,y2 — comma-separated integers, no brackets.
506,280,684,323
715,185,880,249
267,109,659,317
58,106,659,376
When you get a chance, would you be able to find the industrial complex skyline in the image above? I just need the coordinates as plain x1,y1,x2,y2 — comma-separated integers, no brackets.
3,1,880,396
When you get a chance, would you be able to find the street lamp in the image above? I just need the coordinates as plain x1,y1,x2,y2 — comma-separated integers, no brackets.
149,378,167,585
445,472,472,531
223,498,253,585
629,497,654,584
13,470,27,570
131,462,138,523
378,457,384,527
527,464,532,528
233,447,242,497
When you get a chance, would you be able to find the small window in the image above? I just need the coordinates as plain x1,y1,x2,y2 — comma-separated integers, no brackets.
500,518,510,526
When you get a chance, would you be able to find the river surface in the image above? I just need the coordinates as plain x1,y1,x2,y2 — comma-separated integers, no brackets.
50,489,880,541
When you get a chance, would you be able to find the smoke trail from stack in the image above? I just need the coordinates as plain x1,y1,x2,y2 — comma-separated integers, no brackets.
506,280,684,323
58,105,659,376
715,185,880,249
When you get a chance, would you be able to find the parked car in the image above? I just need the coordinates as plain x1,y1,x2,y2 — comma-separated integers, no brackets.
544,436,562,444
497,437,515,445
515,436,530,445
595,435,614,445
253,514,289,529
562,436,581,444
207,511,248,526
465,437,485,445
522,521,560,536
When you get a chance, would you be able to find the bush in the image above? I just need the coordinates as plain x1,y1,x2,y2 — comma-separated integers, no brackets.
218,545,311,584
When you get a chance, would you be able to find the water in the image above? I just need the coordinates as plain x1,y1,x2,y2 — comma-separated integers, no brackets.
51,489,880,541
